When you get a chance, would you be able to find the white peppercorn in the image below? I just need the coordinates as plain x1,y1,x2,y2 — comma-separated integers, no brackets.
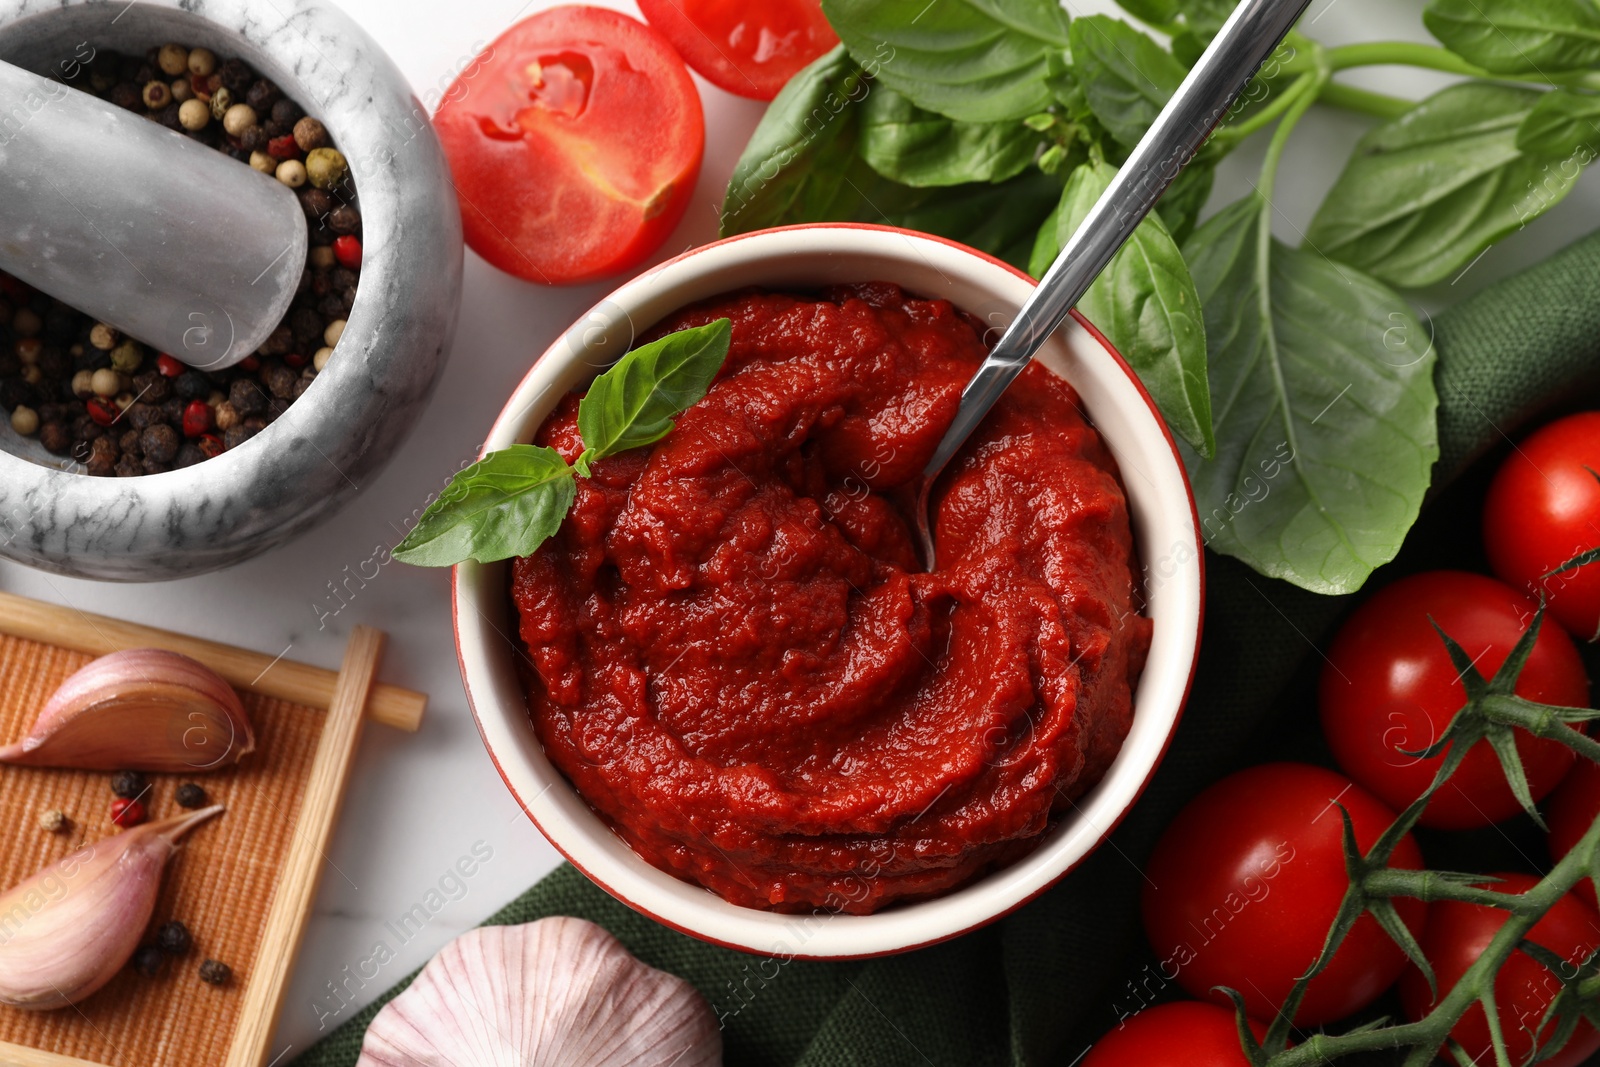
222,103,257,137
276,159,307,188
312,346,333,372
10,406,39,436
187,47,216,78
90,368,120,398
178,98,210,131
323,319,346,347
158,44,189,77
249,151,275,174
70,370,95,399
89,322,118,350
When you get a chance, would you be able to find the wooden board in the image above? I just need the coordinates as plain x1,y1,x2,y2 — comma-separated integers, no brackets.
0,598,418,1067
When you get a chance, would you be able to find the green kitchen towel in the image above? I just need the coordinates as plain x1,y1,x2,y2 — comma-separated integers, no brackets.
292,229,1600,1067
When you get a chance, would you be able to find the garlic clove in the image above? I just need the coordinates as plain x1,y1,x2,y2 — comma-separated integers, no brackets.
356,917,723,1067
0,804,223,1010
0,649,255,772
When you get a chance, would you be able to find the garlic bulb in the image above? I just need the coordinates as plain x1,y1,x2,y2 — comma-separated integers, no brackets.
0,649,254,772
0,805,223,1009
356,918,723,1067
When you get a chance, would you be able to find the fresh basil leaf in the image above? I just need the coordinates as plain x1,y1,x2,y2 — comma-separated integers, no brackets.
1182,196,1439,595
1307,83,1581,288
873,167,1066,271
820,0,1071,123
1425,0,1600,73
859,85,1044,186
721,46,869,236
1115,0,1183,26
1179,0,1236,43
1156,158,1214,245
1069,16,1186,147
1170,28,1207,66
1029,161,1213,456
393,446,577,567
1517,88,1600,157
576,318,732,473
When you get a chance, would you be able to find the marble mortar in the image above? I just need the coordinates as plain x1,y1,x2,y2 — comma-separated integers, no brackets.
0,0,463,580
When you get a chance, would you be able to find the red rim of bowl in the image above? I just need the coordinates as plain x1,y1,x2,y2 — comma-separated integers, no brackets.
452,222,1206,958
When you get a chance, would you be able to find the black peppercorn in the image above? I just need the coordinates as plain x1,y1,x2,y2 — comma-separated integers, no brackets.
198,959,232,986
218,57,251,93
270,97,303,126
156,920,193,955
289,306,324,346
161,396,187,424
229,378,268,416
127,403,163,431
118,428,143,456
0,350,20,378
131,946,165,977
245,78,281,111
71,413,104,442
222,424,258,450
38,420,71,455
239,124,267,152
141,423,179,463
258,325,294,356
175,783,208,808
109,83,141,110
261,362,298,399
111,769,149,799
174,443,206,469
327,205,361,235
114,454,143,477
141,455,170,475
173,371,209,401
292,375,315,399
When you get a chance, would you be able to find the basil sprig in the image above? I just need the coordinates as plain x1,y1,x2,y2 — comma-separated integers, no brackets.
393,318,732,567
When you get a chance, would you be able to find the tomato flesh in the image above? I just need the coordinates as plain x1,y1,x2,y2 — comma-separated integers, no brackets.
637,0,838,99
1485,411,1600,643
1400,872,1600,1067
1320,570,1590,830
1083,1001,1267,1067
435,6,705,285
1142,763,1427,1026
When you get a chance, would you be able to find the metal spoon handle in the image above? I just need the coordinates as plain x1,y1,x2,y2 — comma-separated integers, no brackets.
920,0,1314,483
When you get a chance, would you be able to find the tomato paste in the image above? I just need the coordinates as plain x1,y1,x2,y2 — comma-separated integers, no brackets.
513,283,1151,913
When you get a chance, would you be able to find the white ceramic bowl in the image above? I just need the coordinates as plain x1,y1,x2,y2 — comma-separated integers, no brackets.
454,224,1204,958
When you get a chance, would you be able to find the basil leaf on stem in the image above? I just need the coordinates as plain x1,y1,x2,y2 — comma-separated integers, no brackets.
1307,83,1582,288
392,446,578,567
1029,161,1213,457
720,47,868,236
1517,88,1600,157
1155,159,1215,245
876,168,1065,271
1069,16,1186,147
859,86,1043,187
575,318,732,475
1182,196,1439,595
1424,0,1600,73
819,0,1071,123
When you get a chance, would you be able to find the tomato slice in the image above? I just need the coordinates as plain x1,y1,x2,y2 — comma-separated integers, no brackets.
434,6,705,285
637,0,839,100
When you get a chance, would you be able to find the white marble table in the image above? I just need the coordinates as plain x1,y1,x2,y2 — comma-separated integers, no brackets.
0,0,1594,1060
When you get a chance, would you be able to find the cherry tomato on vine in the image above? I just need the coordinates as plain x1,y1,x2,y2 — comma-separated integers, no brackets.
1082,1001,1268,1067
1548,758,1600,908
636,0,838,100
434,6,705,285
1400,872,1600,1067
1320,571,1591,830
1142,763,1427,1027
1485,411,1600,643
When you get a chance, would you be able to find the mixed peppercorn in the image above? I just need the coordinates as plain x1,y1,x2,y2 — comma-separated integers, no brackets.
0,44,362,476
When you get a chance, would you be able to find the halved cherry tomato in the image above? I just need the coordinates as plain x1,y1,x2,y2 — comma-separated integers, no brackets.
1083,1001,1268,1067
1142,763,1428,1026
1400,872,1600,1067
1548,758,1600,908
1485,411,1600,643
1320,571,1590,830
434,6,705,285
637,0,839,100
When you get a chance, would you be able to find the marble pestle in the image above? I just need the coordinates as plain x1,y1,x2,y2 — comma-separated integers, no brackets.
0,58,305,369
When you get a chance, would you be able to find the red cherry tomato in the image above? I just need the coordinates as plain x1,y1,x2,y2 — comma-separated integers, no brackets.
1400,872,1600,1067
1485,412,1600,643
1320,571,1590,830
636,0,838,100
1083,1001,1268,1067
434,7,705,286
1142,763,1427,1026
1548,758,1600,908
